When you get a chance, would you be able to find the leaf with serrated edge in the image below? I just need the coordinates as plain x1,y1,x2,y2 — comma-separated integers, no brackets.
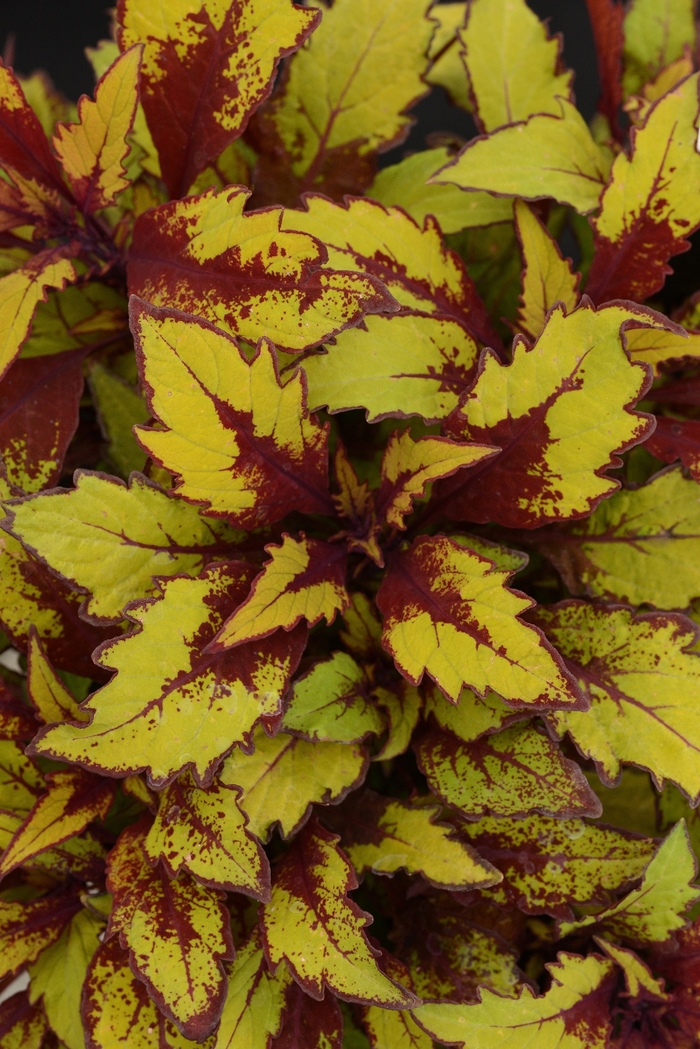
424,684,529,743
210,534,348,652
376,534,582,706
117,0,319,199
302,312,480,424
559,822,700,945
596,938,667,1000
0,740,43,813
28,908,102,1049
283,652,385,744
262,819,417,1008
33,563,306,788
622,0,696,97
8,470,243,623
0,65,66,191
460,814,656,919
128,188,397,352
0,890,81,981
20,282,127,359
368,148,514,235
130,301,331,527
624,323,700,374
537,601,700,800
431,100,609,214
330,790,500,890
586,74,700,303
143,772,269,897
416,721,601,820
53,46,140,212
107,819,233,1041
413,952,616,1049
213,926,290,1049
0,768,114,878
514,199,579,340
535,468,700,609
361,956,430,1049
0,992,46,1049
82,936,208,1049
462,0,573,132
0,249,76,380
376,430,496,530
439,301,658,529
220,725,367,841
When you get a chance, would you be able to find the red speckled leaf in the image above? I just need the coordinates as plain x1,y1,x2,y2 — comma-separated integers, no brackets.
128,188,397,353
0,347,83,494
275,982,343,1049
584,0,624,139
0,678,38,739
0,991,47,1049
107,818,233,1041
0,63,66,194
0,888,82,980
645,416,700,479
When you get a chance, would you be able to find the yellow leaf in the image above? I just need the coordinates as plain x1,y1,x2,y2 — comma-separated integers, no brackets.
0,740,43,814
220,725,367,840
53,46,141,212
514,199,579,340
210,534,348,651
213,927,290,1049
597,939,667,1000
426,2,470,110
625,324,700,374
0,250,76,380
622,0,696,98
283,651,385,743
262,819,417,1008
461,0,573,132
372,681,422,761
432,100,609,214
424,683,527,742
26,630,85,724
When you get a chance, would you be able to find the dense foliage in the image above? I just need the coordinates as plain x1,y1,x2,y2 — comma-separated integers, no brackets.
2,0,700,1045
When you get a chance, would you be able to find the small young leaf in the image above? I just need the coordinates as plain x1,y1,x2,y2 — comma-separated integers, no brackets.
376,535,582,706
131,302,331,526
28,907,103,1049
107,820,233,1041
220,726,367,841
0,992,46,1049
596,938,668,1000
262,819,418,1008
328,789,501,890
461,0,573,132
143,772,270,897
34,563,307,788
332,444,382,565
413,953,616,1049
415,721,601,820
460,813,656,918
0,890,82,981
283,652,385,744
559,821,700,945
514,199,579,340
8,471,243,623
0,768,115,878
622,0,696,98
128,188,396,353
0,248,76,380
440,302,657,528
53,46,141,212
210,535,348,651
20,282,127,359
537,602,700,800
212,926,289,1049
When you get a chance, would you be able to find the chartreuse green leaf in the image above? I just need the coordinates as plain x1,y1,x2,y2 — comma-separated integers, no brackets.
143,773,269,897
28,907,103,1049
0,993,47,1049
20,283,127,359
596,939,667,1001
416,721,600,820
425,2,469,109
220,725,367,840
514,199,579,340
424,683,527,742
26,630,86,724
282,652,385,743
432,100,608,214
559,822,700,945
0,768,114,878
460,814,656,918
0,249,77,380
213,926,290,1049
262,820,417,1008
210,535,348,651
107,820,233,1041
257,0,432,193
8,471,241,623
622,0,696,97
131,301,332,528
413,953,616,1048
376,430,496,530
537,467,700,609
537,602,700,800
340,592,383,659
461,0,573,131
441,302,658,528
368,148,514,235
332,790,500,890
0,740,43,813
83,937,209,1049
361,957,430,1049
372,682,423,762
377,535,581,706
34,563,306,788
87,362,149,477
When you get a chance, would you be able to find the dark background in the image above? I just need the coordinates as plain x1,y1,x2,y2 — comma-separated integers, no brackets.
0,0,600,151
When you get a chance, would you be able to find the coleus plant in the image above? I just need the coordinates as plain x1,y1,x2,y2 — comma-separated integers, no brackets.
3,0,700,1046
